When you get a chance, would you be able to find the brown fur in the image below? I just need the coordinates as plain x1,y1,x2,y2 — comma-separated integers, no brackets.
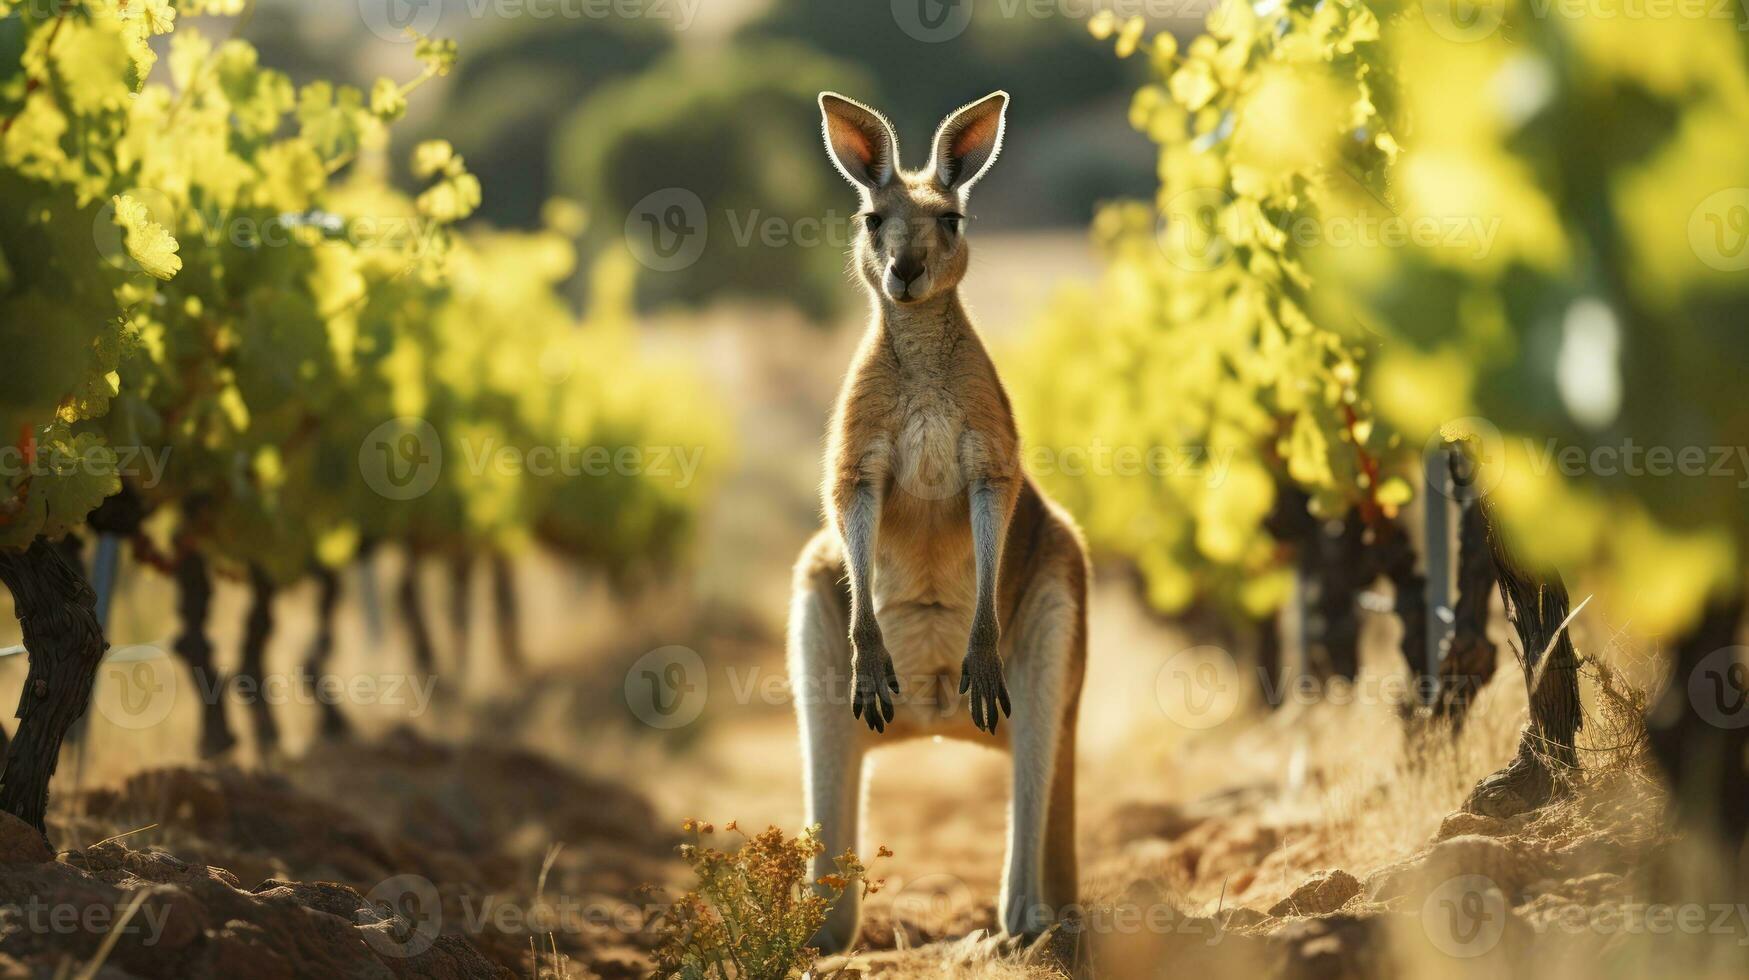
791,91,1091,950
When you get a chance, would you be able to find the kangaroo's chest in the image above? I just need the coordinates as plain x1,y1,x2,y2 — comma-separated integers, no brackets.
889,397,967,505
871,390,976,615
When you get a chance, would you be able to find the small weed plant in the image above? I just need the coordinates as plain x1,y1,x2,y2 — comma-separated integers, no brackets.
647,820,888,979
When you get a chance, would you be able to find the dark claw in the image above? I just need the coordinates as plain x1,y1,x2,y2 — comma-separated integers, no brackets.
852,653,898,733
960,653,1010,735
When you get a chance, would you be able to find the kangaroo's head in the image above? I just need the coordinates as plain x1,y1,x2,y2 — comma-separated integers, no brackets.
818,91,1008,307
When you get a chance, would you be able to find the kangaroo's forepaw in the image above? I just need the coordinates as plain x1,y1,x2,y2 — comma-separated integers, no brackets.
850,645,900,733
959,651,1011,734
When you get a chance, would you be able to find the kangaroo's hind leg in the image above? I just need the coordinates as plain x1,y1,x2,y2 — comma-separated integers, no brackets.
789,532,867,953
999,569,1085,937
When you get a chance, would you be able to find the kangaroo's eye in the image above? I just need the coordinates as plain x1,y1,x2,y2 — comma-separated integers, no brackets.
863,213,884,235
939,213,964,235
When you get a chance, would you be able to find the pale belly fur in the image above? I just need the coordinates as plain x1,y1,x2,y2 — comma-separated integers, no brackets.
866,409,990,734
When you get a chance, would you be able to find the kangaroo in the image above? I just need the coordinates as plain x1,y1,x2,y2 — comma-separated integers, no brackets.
788,91,1090,951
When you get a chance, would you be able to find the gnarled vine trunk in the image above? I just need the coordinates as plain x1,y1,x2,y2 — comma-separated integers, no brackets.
399,552,437,675
1303,513,1367,682
1647,597,1748,867
238,565,279,756
449,555,472,666
173,548,235,759
1462,494,1583,818
303,566,350,739
0,537,108,838
490,553,523,675
1367,514,1430,701
1430,450,1499,728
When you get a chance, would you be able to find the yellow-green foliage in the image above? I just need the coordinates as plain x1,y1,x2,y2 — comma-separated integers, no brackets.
649,821,882,980
0,1,173,548
1007,2,1400,620
93,20,468,582
360,216,726,575
1014,0,1749,635
2,5,723,581
1319,3,1749,633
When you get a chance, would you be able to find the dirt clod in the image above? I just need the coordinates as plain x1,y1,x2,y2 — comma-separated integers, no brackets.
1267,869,1360,917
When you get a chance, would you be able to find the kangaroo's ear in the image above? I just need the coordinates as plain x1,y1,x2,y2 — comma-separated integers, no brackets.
819,92,899,190
931,91,1008,192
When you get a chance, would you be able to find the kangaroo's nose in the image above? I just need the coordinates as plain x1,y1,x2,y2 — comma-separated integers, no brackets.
890,256,924,286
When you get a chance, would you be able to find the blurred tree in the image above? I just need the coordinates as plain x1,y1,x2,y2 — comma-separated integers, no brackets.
739,0,1151,227
555,41,873,320
413,18,673,228
231,3,364,90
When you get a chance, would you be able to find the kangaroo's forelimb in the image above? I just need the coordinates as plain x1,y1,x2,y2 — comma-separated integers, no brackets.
962,475,1013,732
